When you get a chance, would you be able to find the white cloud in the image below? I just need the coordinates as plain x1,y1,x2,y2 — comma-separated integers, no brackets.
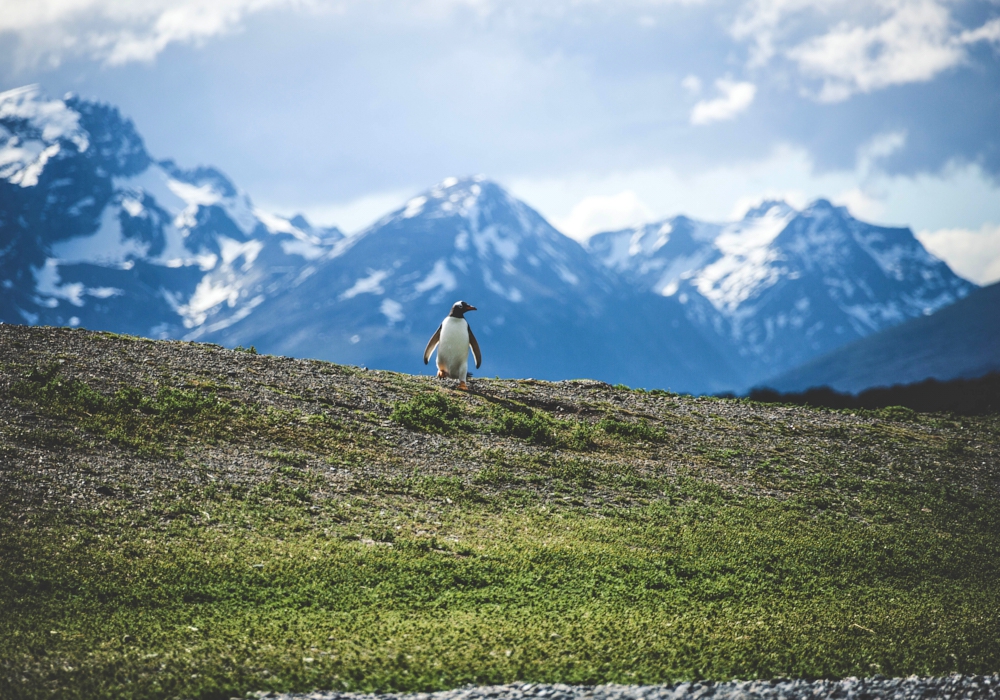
959,16,1000,45
510,146,1000,246
0,0,305,68
681,74,702,93
788,0,963,102
552,191,653,240
262,187,414,235
732,0,1000,101
857,130,906,165
690,78,756,125
916,224,1000,285
832,187,885,221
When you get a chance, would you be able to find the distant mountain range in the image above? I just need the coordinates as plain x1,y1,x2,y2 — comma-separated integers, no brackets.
0,86,980,393
764,281,1000,393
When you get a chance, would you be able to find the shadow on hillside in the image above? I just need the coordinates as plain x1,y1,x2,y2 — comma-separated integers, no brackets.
738,372,1000,416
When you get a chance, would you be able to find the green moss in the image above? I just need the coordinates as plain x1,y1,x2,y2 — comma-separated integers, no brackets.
3,484,1000,700
10,366,241,455
487,404,554,445
391,391,467,434
266,450,310,468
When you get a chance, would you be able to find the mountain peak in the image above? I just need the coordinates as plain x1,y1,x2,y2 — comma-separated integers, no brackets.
802,198,849,218
387,175,521,225
742,199,796,220
0,84,90,187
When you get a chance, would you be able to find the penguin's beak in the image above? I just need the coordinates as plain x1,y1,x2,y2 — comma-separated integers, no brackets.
465,304,477,311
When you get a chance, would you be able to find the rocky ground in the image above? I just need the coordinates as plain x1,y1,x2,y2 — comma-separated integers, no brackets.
3,323,997,516
273,677,1000,700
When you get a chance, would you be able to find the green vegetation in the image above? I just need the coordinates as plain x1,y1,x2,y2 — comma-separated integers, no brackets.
487,403,555,445
2,327,999,700
10,365,240,456
390,391,467,433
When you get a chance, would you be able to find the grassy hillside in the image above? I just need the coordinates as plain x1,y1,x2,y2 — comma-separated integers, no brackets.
1,325,999,700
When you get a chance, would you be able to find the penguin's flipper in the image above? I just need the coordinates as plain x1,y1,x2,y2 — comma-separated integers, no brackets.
423,324,442,364
468,325,482,369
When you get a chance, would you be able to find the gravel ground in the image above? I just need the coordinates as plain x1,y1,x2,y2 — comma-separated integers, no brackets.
4,324,998,517
268,677,1000,700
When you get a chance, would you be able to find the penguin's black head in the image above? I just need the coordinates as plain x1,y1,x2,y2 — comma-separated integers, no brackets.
449,300,477,318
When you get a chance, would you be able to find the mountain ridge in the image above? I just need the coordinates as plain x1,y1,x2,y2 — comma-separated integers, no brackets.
0,85,976,393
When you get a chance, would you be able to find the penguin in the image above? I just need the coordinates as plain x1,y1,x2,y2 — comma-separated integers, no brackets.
423,300,482,390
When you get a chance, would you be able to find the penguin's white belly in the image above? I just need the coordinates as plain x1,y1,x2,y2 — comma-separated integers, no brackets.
437,317,470,380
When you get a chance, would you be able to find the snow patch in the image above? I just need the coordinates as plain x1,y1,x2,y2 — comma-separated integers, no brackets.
472,224,519,261
693,205,796,312
177,276,242,328
0,86,89,187
255,209,300,235
415,259,457,296
115,164,188,214
218,237,263,271
341,269,390,300
403,196,427,219
482,268,523,302
1,142,60,187
280,239,328,260
165,174,257,236
31,259,125,308
33,259,84,306
191,295,266,336
121,196,144,217
555,264,579,286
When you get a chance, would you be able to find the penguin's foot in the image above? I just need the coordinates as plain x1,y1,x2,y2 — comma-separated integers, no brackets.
436,369,448,378
457,381,468,390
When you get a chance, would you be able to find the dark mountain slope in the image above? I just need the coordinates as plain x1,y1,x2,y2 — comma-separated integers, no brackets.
764,281,1000,393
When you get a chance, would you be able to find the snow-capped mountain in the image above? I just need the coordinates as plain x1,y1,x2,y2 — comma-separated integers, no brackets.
588,200,974,382
0,85,340,338
207,176,744,392
1,85,977,393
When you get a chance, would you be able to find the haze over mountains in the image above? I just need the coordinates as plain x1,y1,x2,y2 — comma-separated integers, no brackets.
0,86,980,393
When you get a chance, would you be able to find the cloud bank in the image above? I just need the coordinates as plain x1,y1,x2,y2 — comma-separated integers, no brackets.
734,0,1000,101
0,0,305,67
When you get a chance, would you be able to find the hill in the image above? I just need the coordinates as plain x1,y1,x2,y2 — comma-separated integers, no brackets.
764,281,1000,393
2,324,999,700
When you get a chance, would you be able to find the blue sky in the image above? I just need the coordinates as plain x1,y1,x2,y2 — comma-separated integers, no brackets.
2,0,1000,283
